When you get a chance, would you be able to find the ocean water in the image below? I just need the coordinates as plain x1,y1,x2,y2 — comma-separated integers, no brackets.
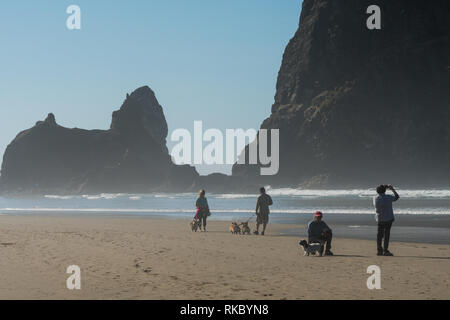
0,187,449,219
1,188,449,243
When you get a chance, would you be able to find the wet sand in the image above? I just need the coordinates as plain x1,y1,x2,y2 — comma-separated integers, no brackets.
272,213,450,244
0,215,449,299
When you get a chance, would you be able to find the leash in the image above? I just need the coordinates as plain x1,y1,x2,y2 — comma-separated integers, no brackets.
238,215,254,226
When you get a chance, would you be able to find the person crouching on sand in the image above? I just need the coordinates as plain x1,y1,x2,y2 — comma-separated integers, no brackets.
307,211,333,256
254,187,273,236
195,189,210,232
373,184,400,256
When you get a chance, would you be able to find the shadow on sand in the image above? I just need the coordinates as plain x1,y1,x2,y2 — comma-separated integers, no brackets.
312,254,450,260
331,254,366,258
395,256,450,260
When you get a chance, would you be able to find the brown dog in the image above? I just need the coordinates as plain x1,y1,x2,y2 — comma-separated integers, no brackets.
229,222,241,234
240,222,251,235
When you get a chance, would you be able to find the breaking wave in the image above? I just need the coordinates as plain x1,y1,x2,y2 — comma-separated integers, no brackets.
1,207,448,215
42,189,450,201
264,187,450,199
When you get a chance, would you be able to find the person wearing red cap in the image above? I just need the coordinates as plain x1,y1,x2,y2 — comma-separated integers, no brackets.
307,211,333,255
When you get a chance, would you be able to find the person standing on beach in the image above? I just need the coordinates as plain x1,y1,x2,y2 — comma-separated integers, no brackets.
307,211,333,256
254,187,273,236
195,189,210,232
373,184,400,256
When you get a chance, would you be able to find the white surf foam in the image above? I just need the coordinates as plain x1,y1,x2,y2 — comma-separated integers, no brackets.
215,194,257,199
264,187,450,199
81,193,126,200
1,207,448,215
42,189,450,200
44,195,75,200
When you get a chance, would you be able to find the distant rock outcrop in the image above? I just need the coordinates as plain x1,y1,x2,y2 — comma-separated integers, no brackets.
0,86,198,194
233,0,450,188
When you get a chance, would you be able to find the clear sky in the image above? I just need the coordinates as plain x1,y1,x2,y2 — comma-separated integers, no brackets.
0,0,302,175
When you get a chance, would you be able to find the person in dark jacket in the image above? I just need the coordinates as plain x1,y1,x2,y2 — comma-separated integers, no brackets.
373,184,400,256
307,211,333,256
195,189,210,232
254,187,273,236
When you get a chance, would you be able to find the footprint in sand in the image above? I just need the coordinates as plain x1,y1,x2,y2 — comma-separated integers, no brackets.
143,268,152,274
134,258,143,268
1,243,15,246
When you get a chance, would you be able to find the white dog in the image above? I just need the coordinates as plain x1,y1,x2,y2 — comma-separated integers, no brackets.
299,240,323,256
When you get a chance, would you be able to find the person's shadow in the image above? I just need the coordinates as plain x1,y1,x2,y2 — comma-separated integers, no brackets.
330,254,450,260
395,256,450,260
327,254,366,258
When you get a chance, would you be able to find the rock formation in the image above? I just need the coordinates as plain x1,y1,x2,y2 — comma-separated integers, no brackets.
233,0,450,188
0,86,198,194
2,1,449,194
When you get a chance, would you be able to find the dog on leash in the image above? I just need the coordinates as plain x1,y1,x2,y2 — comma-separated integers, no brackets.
240,222,251,235
229,222,241,234
299,240,323,256
190,219,201,232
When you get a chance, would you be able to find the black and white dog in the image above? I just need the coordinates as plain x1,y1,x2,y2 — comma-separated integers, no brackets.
299,240,323,256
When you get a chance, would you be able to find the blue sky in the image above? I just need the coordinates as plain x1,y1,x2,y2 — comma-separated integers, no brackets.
0,0,302,175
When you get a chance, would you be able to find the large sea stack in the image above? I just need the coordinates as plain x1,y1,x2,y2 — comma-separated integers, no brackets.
233,0,450,188
0,86,198,194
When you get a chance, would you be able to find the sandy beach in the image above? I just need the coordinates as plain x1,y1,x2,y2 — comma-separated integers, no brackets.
0,215,448,300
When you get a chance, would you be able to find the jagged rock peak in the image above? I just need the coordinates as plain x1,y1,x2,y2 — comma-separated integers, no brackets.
35,113,57,126
110,86,168,147
45,113,57,125
128,86,158,104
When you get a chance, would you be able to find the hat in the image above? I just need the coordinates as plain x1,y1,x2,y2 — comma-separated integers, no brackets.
314,211,323,217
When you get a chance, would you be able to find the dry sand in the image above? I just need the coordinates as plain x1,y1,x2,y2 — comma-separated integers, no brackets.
0,215,448,300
